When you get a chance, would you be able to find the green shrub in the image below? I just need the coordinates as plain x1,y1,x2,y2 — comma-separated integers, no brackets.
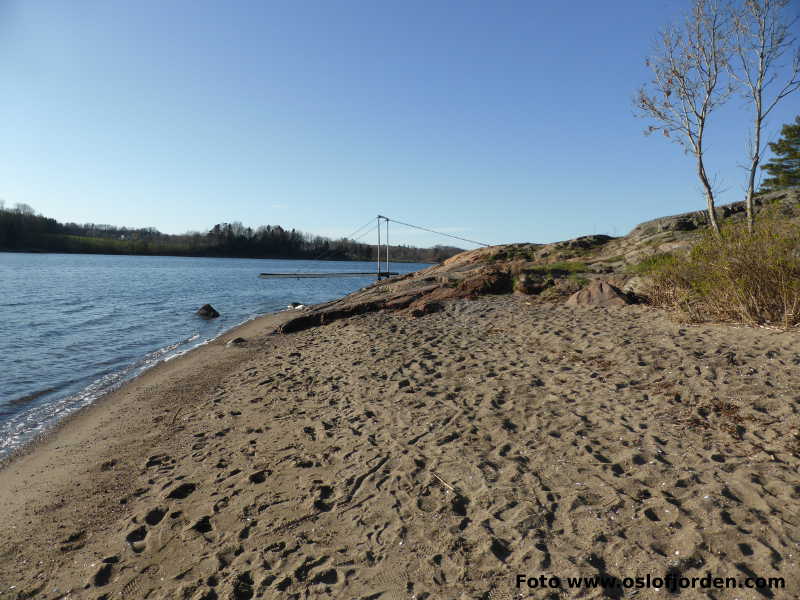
646,219,800,327
628,253,677,274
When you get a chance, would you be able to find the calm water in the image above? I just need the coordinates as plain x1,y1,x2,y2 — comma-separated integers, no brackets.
0,253,428,459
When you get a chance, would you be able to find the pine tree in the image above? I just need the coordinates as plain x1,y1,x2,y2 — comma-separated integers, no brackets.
760,116,800,192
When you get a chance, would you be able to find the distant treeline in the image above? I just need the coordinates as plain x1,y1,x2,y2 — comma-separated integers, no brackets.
0,204,462,262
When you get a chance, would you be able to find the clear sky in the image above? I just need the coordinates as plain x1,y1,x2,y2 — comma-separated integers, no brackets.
1,1,798,247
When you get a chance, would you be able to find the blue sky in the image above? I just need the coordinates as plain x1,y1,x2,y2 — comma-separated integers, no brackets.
0,1,798,247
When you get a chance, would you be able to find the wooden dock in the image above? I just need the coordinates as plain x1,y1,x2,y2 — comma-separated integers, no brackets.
259,272,399,279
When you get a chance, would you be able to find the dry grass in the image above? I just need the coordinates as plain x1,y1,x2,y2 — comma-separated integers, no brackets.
645,218,800,328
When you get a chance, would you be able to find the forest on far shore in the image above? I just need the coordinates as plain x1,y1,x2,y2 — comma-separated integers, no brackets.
0,205,462,263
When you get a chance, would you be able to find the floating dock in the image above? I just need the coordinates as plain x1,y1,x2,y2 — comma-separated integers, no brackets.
259,272,399,279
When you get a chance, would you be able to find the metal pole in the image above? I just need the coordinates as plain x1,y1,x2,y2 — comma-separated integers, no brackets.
385,218,389,276
376,216,381,280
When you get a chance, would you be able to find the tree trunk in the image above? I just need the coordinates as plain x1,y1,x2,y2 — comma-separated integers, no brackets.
697,153,721,236
744,110,762,233
744,148,759,233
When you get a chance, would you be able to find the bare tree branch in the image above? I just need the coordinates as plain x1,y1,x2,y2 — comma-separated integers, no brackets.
730,0,800,231
636,0,733,236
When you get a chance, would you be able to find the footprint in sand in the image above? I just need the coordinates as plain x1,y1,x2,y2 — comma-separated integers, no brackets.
125,525,147,553
248,469,270,484
191,515,214,534
165,482,197,499
144,507,166,526
313,484,335,512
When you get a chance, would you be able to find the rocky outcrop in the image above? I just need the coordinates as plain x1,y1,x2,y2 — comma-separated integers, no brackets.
565,280,632,307
269,187,799,334
197,304,220,318
627,188,800,242
588,187,800,267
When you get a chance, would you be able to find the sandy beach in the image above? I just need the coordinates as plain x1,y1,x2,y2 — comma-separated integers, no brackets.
1,296,799,599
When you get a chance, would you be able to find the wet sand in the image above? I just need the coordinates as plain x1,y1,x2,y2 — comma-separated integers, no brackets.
1,296,799,599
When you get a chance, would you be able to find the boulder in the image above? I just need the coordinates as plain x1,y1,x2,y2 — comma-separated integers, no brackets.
196,304,220,318
226,337,247,347
565,281,631,307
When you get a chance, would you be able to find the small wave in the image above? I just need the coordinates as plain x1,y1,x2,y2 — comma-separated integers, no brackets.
6,387,57,407
143,333,201,363
163,337,211,362
93,355,136,368
62,304,94,315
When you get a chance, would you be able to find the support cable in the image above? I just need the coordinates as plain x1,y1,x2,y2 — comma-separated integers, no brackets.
379,216,491,247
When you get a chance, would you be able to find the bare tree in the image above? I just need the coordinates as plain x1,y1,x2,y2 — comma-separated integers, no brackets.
637,0,733,236
730,0,800,231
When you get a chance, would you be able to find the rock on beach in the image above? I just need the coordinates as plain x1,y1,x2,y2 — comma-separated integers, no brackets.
565,280,632,307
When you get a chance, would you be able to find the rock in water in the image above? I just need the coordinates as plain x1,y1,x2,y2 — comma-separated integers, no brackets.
565,280,631,307
196,304,220,318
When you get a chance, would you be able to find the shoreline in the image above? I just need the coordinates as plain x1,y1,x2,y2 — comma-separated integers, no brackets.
0,307,293,470
1,295,798,597
0,306,297,472
0,302,302,589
